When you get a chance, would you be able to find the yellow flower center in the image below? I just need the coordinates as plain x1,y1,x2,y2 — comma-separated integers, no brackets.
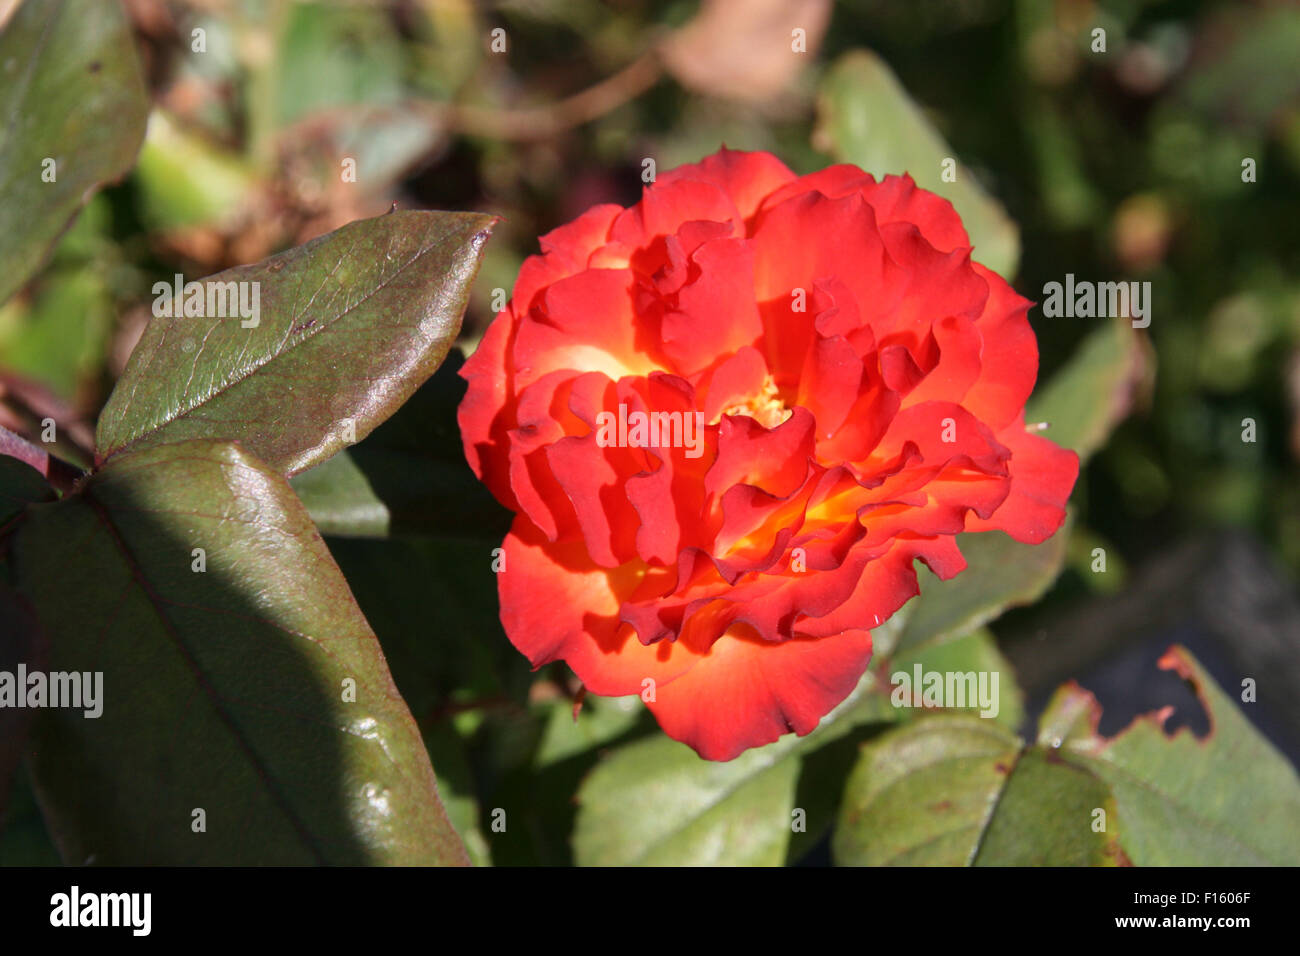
717,376,792,429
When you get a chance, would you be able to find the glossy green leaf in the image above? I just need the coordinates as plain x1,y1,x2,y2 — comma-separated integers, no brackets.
816,49,1020,278
1048,647,1300,866
573,673,899,866
0,0,148,306
289,451,390,537
290,351,512,538
1026,316,1145,462
896,524,1070,655
9,439,468,864
833,715,1121,866
95,210,496,476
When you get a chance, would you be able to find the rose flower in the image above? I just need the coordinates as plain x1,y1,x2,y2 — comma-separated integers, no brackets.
459,148,1077,760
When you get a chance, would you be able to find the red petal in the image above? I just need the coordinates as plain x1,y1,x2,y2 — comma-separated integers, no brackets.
706,407,817,502
514,269,657,383
860,174,971,254
499,516,707,695
459,310,519,509
898,313,983,409
647,625,873,761
964,416,1078,543
660,238,764,375
514,203,623,315
962,263,1039,430
609,179,739,254
697,346,769,422
658,146,797,221
794,535,966,639
751,190,903,377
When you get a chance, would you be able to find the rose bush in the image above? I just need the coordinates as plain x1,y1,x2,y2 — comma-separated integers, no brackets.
459,148,1078,760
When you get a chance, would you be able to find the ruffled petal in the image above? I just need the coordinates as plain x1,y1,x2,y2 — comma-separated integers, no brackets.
647,625,873,761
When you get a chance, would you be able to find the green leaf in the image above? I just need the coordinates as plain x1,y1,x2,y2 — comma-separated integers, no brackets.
535,694,646,768
458,693,653,866
832,715,1121,866
274,2,406,127
8,439,468,864
573,673,899,866
133,111,258,231
288,450,390,537
0,764,60,865
834,646,1300,866
418,719,493,866
0,265,114,400
0,0,148,306
1048,646,1300,866
890,628,1026,731
290,351,512,538
816,49,1020,278
1026,317,1146,462
971,748,1121,865
0,452,54,528
328,534,530,714
895,523,1071,655
95,210,496,477
0,578,44,819
577,733,802,867
834,717,1017,865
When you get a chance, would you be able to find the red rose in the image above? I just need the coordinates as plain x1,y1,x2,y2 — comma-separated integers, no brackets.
460,148,1077,760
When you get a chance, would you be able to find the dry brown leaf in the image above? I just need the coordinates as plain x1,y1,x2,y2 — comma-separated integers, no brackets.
659,0,831,102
